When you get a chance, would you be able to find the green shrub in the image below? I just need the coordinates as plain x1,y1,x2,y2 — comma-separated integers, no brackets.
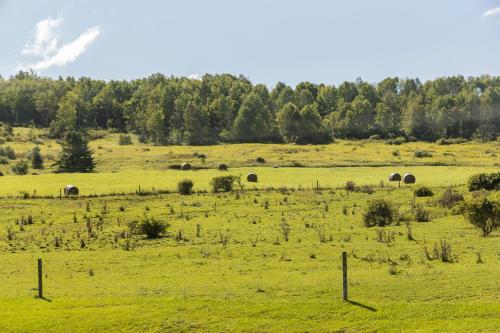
414,204,430,222
386,136,407,145
255,157,266,163
414,150,433,158
345,181,356,192
463,194,499,237
177,179,194,195
129,217,168,239
468,172,500,192
118,134,133,145
211,175,238,192
0,156,8,165
4,146,15,159
11,160,29,175
363,199,396,227
436,138,467,145
438,187,464,208
414,186,433,197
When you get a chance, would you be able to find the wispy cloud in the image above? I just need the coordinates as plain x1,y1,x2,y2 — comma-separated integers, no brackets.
22,16,102,71
187,73,201,80
482,7,500,18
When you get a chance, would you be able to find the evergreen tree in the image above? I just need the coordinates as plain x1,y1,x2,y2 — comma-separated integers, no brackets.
56,131,95,173
30,146,44,169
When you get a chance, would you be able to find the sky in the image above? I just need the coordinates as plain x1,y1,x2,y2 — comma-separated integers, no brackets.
1,0,500,87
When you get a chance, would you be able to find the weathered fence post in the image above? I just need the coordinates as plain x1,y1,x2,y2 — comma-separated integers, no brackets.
37,258,43,299
342,251,348,301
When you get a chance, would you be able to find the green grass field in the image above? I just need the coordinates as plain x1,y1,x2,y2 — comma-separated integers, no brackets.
0,129,499,332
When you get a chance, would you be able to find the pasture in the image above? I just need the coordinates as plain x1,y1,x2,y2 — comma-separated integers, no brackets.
0,129,499,332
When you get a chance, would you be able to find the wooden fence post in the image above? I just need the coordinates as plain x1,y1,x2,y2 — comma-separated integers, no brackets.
342,251,348,301
37,258,43,299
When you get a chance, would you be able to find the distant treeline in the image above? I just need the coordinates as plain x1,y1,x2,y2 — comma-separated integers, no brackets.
0,71,499,144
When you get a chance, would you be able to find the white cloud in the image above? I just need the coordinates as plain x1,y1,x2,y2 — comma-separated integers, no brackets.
482,7,500,17
22,17,62,57
187,73,201,80
22,16,102,71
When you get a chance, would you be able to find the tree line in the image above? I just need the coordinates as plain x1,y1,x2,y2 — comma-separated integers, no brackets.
0,70,499,145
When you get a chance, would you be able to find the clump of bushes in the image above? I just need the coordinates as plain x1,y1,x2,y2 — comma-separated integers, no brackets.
11,160,29,175
414,186,433,197
436,138,467,145
129,217,168,239
0,156,8,165
414,150,433,158
363,199,396,227
211,175,238,192
345,181,356,192
118,134,133,145
386,136,407,145
468,172,500,192
463,193,499,237
0,146,16,160
177,179,194,195
438,187,464,208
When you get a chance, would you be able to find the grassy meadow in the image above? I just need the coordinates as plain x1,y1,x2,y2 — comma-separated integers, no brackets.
0,128,499,332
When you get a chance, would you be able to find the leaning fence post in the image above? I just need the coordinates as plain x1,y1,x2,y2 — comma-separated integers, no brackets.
342,251,348,301
37,258,43,299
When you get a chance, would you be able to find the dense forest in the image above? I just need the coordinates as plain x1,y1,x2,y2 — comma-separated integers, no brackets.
0,71,499,145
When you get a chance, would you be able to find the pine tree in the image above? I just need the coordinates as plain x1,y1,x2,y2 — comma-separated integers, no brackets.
30,146,44,169
56,131,95,173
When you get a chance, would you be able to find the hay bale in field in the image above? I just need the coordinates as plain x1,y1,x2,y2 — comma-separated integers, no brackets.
403,173,416,184
64,185,79,196
181,163,192,171
388,173,401,182
247,173,258,182
218,163,228,171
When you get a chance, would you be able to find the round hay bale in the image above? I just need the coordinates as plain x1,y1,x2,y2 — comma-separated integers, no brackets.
218,163,228,171
181,163,192,171
388,173,401,182
403,173,416,184
247,173,258,182
64,185,79,196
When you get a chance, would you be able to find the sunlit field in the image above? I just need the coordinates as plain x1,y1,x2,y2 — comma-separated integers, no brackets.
0,128,499,332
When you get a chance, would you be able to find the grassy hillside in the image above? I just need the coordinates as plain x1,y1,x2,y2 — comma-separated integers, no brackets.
0,128,498,332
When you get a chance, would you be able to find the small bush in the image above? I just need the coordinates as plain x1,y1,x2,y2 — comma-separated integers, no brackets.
414,204,430,222
463,194,499,237
177,179,194,195
386,136,407,145
438,187,464,208
11,160,29,175
363,199,396,227
211,175,237,192
436,138,467,145
4,146,15,159
118,134,133,145
414,186,433,197
255,157,266,163
129,217,168,239
0,156,8,165
468,172,500,192
345,181,356,192
414,150,433,158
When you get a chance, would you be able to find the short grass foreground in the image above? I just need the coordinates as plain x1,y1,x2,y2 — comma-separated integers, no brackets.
1,183,499,332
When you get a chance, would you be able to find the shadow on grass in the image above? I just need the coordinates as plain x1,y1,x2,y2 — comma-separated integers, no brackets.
346,299,377,312
36,296,52,302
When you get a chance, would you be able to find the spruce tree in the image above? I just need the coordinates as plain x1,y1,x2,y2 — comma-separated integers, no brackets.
56,131,95,173
30,146,44,169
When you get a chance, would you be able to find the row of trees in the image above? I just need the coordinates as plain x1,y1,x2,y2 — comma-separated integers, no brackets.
0,71,499,145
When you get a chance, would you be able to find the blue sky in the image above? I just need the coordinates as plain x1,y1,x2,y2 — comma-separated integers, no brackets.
1,0,500,86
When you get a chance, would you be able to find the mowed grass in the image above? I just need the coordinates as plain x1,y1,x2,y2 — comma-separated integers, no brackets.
0,128,499,332
1,166,499,197
0,186,499,332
